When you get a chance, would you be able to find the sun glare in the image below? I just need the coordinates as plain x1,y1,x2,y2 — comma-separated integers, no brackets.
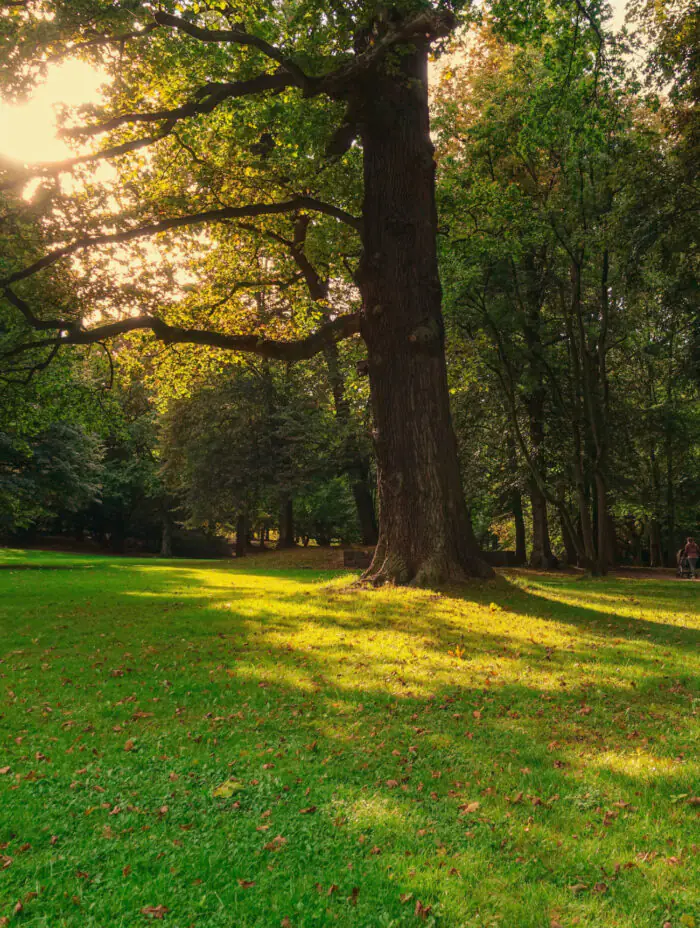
0,59,105,165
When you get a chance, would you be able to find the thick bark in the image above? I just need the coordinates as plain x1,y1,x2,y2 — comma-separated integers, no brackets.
356,45,491,584
278,496,295,548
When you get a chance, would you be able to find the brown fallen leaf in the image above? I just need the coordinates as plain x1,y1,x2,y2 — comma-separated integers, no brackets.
415,900,432,919
124,740,135,752
238,880,255,888
1,856,12,870
0,767,10,775
299,806,317,815
123,865,132,877
50,835,58,846
400,893,413,904
141,905,169,919
13,902,23,916
348,887,360,906
460,801,480,814
0,916,9,927
264,836,287,852
687,797,700,806
593,882,608,894
281,920,292,928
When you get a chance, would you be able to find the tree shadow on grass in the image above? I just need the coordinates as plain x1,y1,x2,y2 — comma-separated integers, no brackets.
0,562,698,927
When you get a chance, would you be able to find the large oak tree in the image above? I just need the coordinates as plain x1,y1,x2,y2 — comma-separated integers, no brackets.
0,0,501,583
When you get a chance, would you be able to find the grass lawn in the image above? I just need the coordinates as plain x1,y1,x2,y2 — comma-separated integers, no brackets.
0,550,698,928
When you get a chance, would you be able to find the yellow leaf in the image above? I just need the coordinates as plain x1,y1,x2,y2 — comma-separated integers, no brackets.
213,779,244,798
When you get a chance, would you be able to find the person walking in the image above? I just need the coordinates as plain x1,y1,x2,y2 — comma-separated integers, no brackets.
683,537,699,579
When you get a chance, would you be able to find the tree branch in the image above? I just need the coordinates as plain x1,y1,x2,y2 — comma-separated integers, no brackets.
47,22,160,61
3,197,361,286
153,11,314,93
0,122,177,191
5,298,361,362
62,72,289,139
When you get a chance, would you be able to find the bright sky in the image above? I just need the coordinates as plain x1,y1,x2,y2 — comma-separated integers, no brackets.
0,59,106,166
0,1,629,168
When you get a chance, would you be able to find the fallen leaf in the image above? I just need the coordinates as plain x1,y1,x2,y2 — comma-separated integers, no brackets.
263,836,287,852
460,801,480,814
212,779,244,798
0,767,10,775
299,806,317,815
238,880,255,888
124,740,135,752
415,900,432,919
400,893,413,904
141,905,169,919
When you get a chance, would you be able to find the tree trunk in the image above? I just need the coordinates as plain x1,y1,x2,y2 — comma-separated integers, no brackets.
560,510,579,566
648,518,662,567
160,509,173,558
277,496,295,548
529,486,556,568
235,513,248,559
512,489,527,565
665,443,676,567
357,45,491,584
594,471,611,574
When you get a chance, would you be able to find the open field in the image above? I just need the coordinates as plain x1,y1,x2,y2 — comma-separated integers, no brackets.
0,549,698,927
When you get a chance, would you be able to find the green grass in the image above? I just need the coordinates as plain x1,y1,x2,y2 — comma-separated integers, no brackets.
0,549,698,928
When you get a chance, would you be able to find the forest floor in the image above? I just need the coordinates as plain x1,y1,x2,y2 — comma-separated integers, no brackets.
0,548,698,928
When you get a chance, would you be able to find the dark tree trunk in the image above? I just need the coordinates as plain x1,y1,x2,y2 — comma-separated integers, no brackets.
235,514,248,559
665,445,676,567
357,45,491,584
649,518,662,568
278,496,295,548
594,471,611,575
512,489,527,565
529,486,556,568
160,509,173,558
560,510,579,566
